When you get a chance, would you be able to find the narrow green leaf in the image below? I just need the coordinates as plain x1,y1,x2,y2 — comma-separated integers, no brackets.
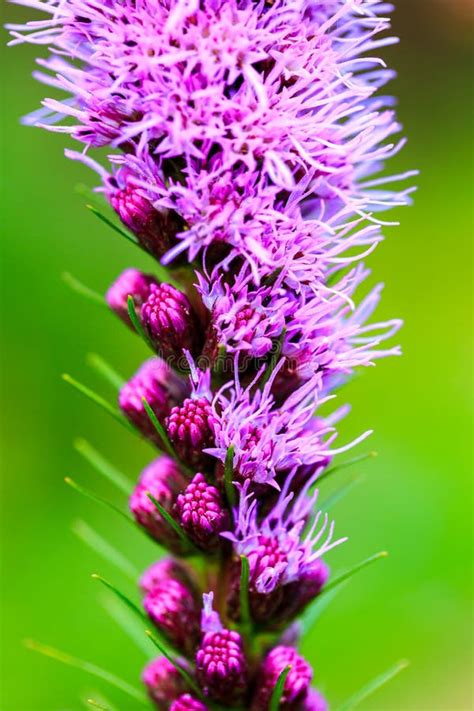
101,593,154,658
146,492,196,553
87,353,125,390
269,665,292,711
127,295,154,350
74,438,133,495
92,575,148,625
146,630,204,700
72,520,139,581
320,476,363,512
224,446,236,507
261,328,286,387
24,639,148,705
300,585,345,635
62,272,105,307
336,660,409,711
141,397,186,468
62,374,135,434
65,478,135,530
239,555,251,629
317,452,377,485
87,204,141,248
323,551,388,595
85,701,108,711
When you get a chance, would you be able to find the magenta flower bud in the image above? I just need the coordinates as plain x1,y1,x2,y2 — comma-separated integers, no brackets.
142,657,189,711
251,646,312,711
119,358,188,444
130,456,186,550
110,183,183,260
140,558,197,595
144,578,201,657
196,628,248,704
303,690,328,711
166,397,217,470
106,268,156,328
174,473,229,552
170,694,208,711
141,283,201,362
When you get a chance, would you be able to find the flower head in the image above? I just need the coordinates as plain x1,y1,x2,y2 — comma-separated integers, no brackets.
106,268,156,328
144,577,201,657
130,456,187,550
196,593,248,704
175,473,229,552
143,657,189,710
251,645,312,710
119,358,188,443
170,694,208,711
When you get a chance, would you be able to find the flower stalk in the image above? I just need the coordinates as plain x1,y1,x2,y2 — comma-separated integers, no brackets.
9,0,414,708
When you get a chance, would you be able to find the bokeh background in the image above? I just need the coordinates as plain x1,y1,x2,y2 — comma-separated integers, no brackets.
1,2,473,709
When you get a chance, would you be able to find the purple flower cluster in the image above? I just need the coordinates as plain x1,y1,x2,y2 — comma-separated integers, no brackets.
10,0,413,707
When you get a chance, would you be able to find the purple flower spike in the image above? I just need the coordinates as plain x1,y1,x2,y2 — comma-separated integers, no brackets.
130,456,186,550
141,283,201,362
175,473,229,552
144,578,201,657
166,397,218,470
170,694,208,711
142,657,189,711
106,268,156,328
119,358,188,443
196,593,248,704
251,646,312,711
140,558,196,596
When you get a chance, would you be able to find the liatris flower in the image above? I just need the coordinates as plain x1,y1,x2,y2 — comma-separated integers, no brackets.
251,645,312,710
119,358,188,443
130,456,187,550
175,473,229,552
141,283,201,363
106,268,156,328
223,477,343,623
143,657,189,710
144,577,201,657
10,0,413,708
196,594,248,705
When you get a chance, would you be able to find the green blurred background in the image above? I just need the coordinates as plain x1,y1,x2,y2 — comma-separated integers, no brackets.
1,2,472,709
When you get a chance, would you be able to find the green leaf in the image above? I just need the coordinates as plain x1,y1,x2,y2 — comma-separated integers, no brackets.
317,451,377,486
127,295,154,350
320,476,363,512
87,204,141,248
92,574,148,625
300,552,388,636
141,397,188,471
62,374,135,434
224,446,236,507
239,555,251,630
62,272,105,307
87,353,125,390
72,519,139,581
261,328,286,387
83,695,117,711
146,492,196,553
24,639,148,706
65,478,135,530
336,660,409,711
269,665,291,711
146,630,204,700
323,551,388,595
101,592,154,658
74,438,133,495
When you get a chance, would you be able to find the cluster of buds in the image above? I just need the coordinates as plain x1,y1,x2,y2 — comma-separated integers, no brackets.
11,0,411,708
